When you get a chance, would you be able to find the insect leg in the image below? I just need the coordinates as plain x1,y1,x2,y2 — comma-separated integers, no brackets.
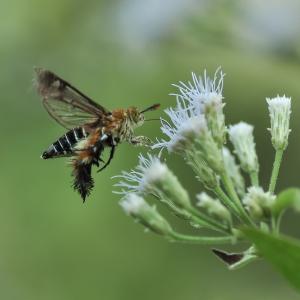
97,145,116,173
130,136,152,147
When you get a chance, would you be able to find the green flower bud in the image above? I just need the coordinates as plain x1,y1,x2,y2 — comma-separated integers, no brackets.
120,193,172,236
222,147,245,197
197,192,232,225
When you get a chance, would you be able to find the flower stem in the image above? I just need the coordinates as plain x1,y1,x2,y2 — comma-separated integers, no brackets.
214,185,243,220
157,194,229,234
269,149,284,193
169,231,234,244
220,172,254,226
187,206,230,235
250,171,259,186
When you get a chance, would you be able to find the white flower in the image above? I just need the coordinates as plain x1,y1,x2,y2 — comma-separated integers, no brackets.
120,193,147,215
173,68,225,111
155,112,207,153
114,153,191,209
120,193,172,236
228,122,259,174
113,153,166,195
267,95,291,150
153,68,226,152
243,187,276,219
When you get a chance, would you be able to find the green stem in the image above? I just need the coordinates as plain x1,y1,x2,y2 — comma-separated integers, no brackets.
187,206,230,235
157,193,229,234
250,171,259,187
275,213,283,234
271,216,277,234
169,231,234,244
214,185,243,220
270,213,282,235
221,172,254,226
269,149,284,193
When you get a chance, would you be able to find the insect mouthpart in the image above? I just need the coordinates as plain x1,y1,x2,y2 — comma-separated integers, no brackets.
144,118,160,122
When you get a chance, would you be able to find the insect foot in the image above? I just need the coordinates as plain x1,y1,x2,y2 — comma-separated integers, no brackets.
130,136,153,147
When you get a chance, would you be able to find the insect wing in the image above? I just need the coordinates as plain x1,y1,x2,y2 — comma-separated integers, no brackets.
35,68,111,129
42,99,101,129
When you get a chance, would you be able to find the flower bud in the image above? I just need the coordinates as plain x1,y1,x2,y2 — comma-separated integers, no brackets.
120,193,172,236
266,95,291,151
222,147,245,197
144,161,191,210
197,192,232,225
185,151,219,189
204,93,226,147
196,123,225,174
228,122,259,174
242,187,276,219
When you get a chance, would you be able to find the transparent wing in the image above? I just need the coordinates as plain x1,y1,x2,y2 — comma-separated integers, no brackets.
42,98,101,129
35,68,111,129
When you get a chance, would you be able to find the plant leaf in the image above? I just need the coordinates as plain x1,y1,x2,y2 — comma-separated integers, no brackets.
272,188,300,217
243,228,300,291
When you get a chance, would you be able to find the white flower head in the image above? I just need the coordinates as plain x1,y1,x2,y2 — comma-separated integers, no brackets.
120,193,172,236
243,187,276,219
113,153,167,195
153,68,226,152
166,114,207,153
153,98,207,153
114,153,191,209
196,192,231,224
120,193,147,215
228,122,259,174
174,68,225,112
266,95,291,150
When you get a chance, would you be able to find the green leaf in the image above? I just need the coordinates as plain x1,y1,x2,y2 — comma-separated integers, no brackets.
243,228,300,291
272,188,300,217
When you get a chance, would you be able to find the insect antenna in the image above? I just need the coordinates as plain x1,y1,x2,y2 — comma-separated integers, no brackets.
140,103,160,114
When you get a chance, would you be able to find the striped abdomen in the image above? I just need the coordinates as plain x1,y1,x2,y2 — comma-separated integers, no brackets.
42,127,88,159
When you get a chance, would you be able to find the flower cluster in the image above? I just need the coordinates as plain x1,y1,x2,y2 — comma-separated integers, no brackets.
114,68,292,269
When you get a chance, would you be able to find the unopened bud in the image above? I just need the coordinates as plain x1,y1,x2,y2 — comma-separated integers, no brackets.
197,192,232,225
120,193,172,236
267,95,291,151
222,147,245,197
243,187,276,219
228,122,259,174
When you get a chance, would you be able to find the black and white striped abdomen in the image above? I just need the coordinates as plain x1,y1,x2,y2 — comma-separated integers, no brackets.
41,127,88,159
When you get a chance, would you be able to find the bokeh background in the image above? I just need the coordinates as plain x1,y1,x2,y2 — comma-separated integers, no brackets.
1,0,300,299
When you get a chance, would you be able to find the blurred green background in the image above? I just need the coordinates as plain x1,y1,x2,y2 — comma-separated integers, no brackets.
1,0,300,299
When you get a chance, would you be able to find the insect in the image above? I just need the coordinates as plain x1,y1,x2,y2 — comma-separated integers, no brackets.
35,68,160,202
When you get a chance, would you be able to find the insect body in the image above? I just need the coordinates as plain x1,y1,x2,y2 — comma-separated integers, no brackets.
42,127,89,159
35,68,159,201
